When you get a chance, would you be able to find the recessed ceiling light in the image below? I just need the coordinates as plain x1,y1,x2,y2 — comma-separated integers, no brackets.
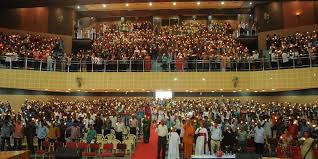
272,89,276,91
174,77,178,81
116,89,120,91
125,3,129,7
221,1,225,5
246,89,249,91
44,89,48,91
269,77,273,80
104,91,108,93
211,91,215,93
102,4,106,8
76,5,80,9
233,91,237,93
249,14,252,17
314,73,317,77
220,89,223,91
77,90,81,92
254,91,258,93
249,2,253,5
238,90,242,92
172,2,177,6
262,90,265,92
197,1,201,5
149,2,153,6
202,78,206,81
142,89,145,91
68,89,71,91
92,89,95,91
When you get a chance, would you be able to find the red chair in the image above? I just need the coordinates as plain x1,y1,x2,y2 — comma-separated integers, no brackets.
291,146,301,159
35,141,50,159
100,143,114,158
82,143,100,159
54,141,64,151
114,144,126,158
315,148,318,159
78,142,89,151
275,147,284,158
65,141,77,149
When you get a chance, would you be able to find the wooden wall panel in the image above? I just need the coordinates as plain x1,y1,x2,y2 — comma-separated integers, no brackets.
282,1,315,29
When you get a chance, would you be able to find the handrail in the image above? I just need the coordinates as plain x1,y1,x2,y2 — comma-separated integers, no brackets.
0,53,317,72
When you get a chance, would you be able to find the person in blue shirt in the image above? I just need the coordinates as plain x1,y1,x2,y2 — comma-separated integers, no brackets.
1,116,12,151
36,120,48,150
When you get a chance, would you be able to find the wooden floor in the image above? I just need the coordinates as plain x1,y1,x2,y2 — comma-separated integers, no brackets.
0,151,30,159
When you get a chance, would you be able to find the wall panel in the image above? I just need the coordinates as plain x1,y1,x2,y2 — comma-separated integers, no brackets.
0,68,317,92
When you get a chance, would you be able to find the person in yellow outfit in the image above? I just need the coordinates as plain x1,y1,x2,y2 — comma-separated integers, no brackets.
47,123,57,143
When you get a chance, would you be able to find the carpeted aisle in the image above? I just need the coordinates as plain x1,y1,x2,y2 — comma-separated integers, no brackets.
132,125,158,159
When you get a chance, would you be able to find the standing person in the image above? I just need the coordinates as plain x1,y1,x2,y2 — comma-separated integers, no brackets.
210,122,222,154
94,115,103,134
25,119,36,153
86,125,97,144
183,119,195,159
103,115,112,136
58,119,66,144
69,121,80,142
115,118,125,142
36,120,48,150
195,121,209,155
156,120,168,159
13,118,24,150
167,127,180,159
47,123,57,143
1,116,12,151
254,122,265,156
130,115,138,135
143,115,151,143
222,126,236,153
300,131,315,159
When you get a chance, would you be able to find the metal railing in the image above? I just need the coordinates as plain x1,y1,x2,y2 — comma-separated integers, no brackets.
0,54,317,72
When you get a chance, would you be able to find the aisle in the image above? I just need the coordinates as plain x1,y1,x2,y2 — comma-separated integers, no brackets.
132,125,158,159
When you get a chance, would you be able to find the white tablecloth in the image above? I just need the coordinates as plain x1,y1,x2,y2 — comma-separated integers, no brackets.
191,154,236,159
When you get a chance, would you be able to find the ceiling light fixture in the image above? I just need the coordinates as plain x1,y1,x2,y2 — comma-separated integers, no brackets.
174,77,178,81
76,5,80,9
125,3,129,7
197,1,201,5
249,2,253,5
149,2,153,6
173,2,177,6
221,1,225,5
102,4,106,8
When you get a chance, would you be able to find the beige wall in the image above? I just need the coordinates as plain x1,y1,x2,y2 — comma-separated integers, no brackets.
0,68,317,92
258,24,318,50
2,95,318,111
0,27,72,55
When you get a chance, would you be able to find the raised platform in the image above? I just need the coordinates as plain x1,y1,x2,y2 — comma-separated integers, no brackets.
0,151,30,159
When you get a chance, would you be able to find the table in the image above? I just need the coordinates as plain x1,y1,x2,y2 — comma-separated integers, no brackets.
0,150,30,159
191,154,236,159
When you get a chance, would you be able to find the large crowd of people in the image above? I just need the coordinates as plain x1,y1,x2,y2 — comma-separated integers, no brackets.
0,22,317,72
266,31,318,68
0,98,318,159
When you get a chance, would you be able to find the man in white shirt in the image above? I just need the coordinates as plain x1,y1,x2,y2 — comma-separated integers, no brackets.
210,122,222,154
156,120,168,159
254,123,265,156
115,118,125,141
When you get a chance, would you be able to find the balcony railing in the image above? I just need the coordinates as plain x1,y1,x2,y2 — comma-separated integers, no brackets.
0,54,317,72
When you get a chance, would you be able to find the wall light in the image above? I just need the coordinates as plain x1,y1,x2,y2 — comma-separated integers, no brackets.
197,1,201,5
221,1,225,5
149,2,153,6
172,2,177,6
102,4,106,8
125,3,129,7
296,12,301,16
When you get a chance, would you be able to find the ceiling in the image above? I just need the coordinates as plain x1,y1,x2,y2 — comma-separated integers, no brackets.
76,1,248,11
0,0,266,9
